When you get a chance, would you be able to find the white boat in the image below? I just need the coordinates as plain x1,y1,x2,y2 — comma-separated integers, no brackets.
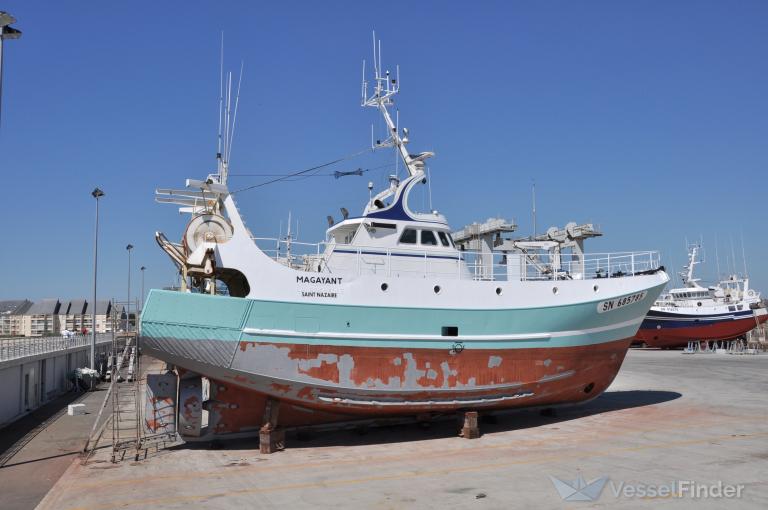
141,39,669,440
635,244,767,348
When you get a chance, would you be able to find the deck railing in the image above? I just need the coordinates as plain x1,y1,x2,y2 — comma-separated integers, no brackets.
0,333,113,363
252,237,661,282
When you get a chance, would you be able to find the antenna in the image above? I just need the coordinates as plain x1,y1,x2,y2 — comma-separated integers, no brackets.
361,59,366,104
730,237,737,276
211,38,245,188
372,31,377,77
361,32,424,178
531,180,537,239
283,211,293,265
225,70,232,166
427,166,433,211
276,220,282,258
740,230,748,278
714,234,721,282
217,32,224,174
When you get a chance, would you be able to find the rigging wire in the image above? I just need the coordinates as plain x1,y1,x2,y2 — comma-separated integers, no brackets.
230,162,392,178
227,61,244,165
229,152,393,194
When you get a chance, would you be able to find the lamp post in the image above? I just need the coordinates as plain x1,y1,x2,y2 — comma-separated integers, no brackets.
126,244,133,331
0,11,22,129
140,266,146,314
90,188,104,370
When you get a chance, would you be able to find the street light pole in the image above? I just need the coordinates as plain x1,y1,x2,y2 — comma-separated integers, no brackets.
0,12,22,130
90,188,104,370
126,244,133,332
140,266,146,314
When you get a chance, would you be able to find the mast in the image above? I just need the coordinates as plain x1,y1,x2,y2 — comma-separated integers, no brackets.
681,244,701,288
361,32,423,177
714,234,721,282
532,181,537,239
216,32,224,178
213,36,243,187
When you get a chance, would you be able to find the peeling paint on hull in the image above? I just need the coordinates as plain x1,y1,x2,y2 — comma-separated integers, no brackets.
142,337,631,432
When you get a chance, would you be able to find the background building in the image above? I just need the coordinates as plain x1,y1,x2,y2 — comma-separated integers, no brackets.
58,298,87,333
0,298,116,337
85,300,113,333
0,300,32,336
22,299,61,336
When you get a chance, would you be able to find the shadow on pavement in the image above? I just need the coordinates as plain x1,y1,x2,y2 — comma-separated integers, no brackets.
0,388,106,468
171,389,682,452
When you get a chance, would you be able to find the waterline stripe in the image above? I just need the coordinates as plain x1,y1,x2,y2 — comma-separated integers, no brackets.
242,317,644,342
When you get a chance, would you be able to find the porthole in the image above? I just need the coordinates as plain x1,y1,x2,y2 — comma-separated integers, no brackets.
495,287,502,295
697,302,702,307
593,285,599,293
381,283,389,292
552,287,559,295
433,285,441,294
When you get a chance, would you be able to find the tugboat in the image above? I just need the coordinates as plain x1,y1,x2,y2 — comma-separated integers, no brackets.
141,40,669,442
634,244,768,349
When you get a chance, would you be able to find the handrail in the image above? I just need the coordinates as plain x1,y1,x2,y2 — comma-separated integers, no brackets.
0,333,113,363
250,236,661,282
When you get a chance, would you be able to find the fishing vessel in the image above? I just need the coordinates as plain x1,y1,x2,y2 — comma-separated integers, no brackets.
141,40,669,440
634,245,767,349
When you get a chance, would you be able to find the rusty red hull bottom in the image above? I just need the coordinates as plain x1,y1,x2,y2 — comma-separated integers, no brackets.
191,338,634,435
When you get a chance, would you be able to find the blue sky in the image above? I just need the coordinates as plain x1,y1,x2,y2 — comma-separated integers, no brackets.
1,1,767,302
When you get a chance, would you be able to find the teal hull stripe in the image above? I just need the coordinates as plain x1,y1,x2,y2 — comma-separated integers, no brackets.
140,288,660,350
140,321,638,350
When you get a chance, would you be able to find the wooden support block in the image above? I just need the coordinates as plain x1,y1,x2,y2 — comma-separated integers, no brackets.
460,411,480,439
259,426,285,454
259,398,284,454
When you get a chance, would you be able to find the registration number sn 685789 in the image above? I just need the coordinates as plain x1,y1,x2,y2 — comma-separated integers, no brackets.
597,291,647,313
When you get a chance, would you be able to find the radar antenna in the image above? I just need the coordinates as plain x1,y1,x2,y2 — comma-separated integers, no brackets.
361,32,431,177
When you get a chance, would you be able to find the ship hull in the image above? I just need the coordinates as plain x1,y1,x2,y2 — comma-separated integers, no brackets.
141,285,665,434
635,308,768,348
143,337,632,433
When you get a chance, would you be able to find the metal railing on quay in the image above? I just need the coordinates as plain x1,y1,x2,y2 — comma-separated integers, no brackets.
0,333,113,362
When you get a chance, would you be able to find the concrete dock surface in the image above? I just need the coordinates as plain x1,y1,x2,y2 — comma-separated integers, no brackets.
23,350,768,509
0,386,109,510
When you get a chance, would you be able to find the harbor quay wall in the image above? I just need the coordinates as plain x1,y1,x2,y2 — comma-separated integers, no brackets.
0,334,112,428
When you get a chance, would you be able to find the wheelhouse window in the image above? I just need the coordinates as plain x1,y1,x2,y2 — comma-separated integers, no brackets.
438,231,450,247
399,228,417,244
420,230,438,246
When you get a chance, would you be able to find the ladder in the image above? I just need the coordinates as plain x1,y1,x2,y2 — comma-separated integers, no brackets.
110,337,141,462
